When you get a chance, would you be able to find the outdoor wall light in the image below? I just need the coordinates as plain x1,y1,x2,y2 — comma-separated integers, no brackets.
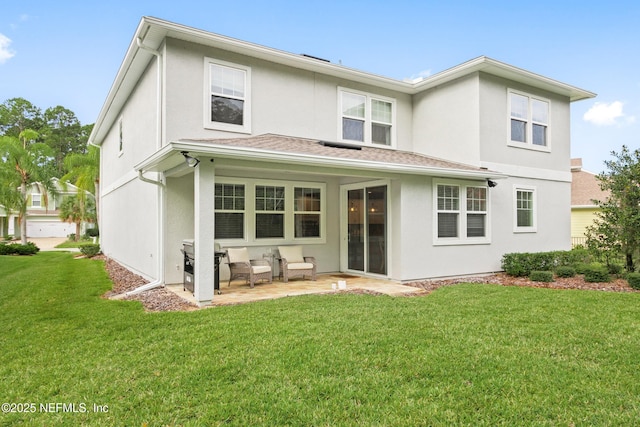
181,151,200,168
487,179,498,188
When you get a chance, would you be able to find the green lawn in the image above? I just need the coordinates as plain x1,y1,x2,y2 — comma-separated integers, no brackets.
1,252,640,426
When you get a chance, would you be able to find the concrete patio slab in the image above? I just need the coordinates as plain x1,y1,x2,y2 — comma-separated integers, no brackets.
166,273,426,307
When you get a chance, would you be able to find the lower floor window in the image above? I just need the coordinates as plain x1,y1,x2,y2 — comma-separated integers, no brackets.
214,179,325,243
435,182,489,243
515,187,536,231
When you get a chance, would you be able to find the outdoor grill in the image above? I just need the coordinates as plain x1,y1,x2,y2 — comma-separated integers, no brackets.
181,239,195,294
180,239,224,295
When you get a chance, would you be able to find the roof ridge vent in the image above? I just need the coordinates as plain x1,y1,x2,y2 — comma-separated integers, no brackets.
319,140,362,150
301,53,330,63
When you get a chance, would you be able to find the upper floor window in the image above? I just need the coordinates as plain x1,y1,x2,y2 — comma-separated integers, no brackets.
205,58,251,133
509,90,549,150
118,117,124,155
31,193,42,208
339,88,395,146
434,182,490,245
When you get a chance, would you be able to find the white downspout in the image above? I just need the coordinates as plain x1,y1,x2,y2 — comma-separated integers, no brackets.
126,37,166,296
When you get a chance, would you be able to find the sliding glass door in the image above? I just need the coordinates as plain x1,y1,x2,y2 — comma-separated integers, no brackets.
344,184,387,275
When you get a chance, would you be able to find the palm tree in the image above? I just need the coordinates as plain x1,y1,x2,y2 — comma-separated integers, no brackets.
59,195,96,241
61,144,99,223
0,130,57,244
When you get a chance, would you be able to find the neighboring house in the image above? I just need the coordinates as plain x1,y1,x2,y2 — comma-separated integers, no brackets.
88,17,595,305
2,179,94,239
0,205,13,238
571,158,609,247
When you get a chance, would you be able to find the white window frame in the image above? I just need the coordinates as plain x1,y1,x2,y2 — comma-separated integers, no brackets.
433,180,491,245
118,116,124,157
214,182,246,241
513,185,537,233
204,58,252,134
338,87,396,148
31,193,42,208
214,178,326,247
508,89,550,152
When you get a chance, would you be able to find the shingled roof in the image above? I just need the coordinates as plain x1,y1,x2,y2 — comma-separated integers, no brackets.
181,133,493,175
571,158,609,206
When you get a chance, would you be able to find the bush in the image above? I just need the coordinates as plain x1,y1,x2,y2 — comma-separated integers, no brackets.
584,263,610,283
573,263,590,274
502,249,594,277
0,242,40,256
80,244,101,258
607,263,624,276
627,273,640,290
86,227,99,237
529,271,554,282
555,266,576,278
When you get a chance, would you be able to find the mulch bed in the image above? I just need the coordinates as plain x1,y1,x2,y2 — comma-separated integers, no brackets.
96,255,637,312
406,273,636,294
98,256,197,312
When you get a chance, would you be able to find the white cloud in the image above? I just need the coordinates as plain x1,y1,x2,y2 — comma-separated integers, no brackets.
0,33,15,64
583,101,636,126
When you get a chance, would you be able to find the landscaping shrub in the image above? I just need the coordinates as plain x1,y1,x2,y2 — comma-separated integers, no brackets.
80,244,101,258
0,242,40,256
607,263,624,276
555,266,576,278
574,263,590,274
86,227,99,237
529,271,554,282
627,273,640,290
584,263,610,283
502,249,594,277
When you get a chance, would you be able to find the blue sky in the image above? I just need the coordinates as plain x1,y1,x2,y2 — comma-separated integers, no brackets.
1,0,638,173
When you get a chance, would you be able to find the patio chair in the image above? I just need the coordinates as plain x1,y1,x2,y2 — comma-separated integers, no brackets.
277,245,317,283
225,247,272,288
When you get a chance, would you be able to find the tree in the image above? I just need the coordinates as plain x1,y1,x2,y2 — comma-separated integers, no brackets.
59,195,96,241
0,98,93,174
0,130,58,244
586,146,640,272
60,143,99,224
42,106,86,175
0,98,43,137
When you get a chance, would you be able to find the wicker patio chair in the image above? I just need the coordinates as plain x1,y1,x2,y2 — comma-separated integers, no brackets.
225,247,272,288
277,245,316,283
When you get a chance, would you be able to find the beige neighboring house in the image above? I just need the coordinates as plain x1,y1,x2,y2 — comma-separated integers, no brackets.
571,158,609,247
1,179,95,239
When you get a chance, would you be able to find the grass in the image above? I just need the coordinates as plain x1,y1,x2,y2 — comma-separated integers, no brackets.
1,252,640,425
55,239,97,248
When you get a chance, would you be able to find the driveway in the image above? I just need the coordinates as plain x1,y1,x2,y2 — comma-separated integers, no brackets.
27,237,78,252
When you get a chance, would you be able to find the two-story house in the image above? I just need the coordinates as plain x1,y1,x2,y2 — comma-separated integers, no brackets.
1,179,95,239
89,17,595,305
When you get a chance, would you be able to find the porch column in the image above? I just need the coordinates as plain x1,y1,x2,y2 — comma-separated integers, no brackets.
194,159,215,305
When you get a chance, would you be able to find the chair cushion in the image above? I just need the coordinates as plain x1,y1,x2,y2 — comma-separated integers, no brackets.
278,245,304,263
251,265,271,274
227,247,250,263
287,262,314,270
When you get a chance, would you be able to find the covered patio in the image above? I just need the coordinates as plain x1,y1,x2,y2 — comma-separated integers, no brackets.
134,133,500,306
166,273,427,306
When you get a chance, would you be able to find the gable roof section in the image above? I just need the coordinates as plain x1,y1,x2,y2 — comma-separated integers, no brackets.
571,159,609,207
89,16,596,146
136,134,503,180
